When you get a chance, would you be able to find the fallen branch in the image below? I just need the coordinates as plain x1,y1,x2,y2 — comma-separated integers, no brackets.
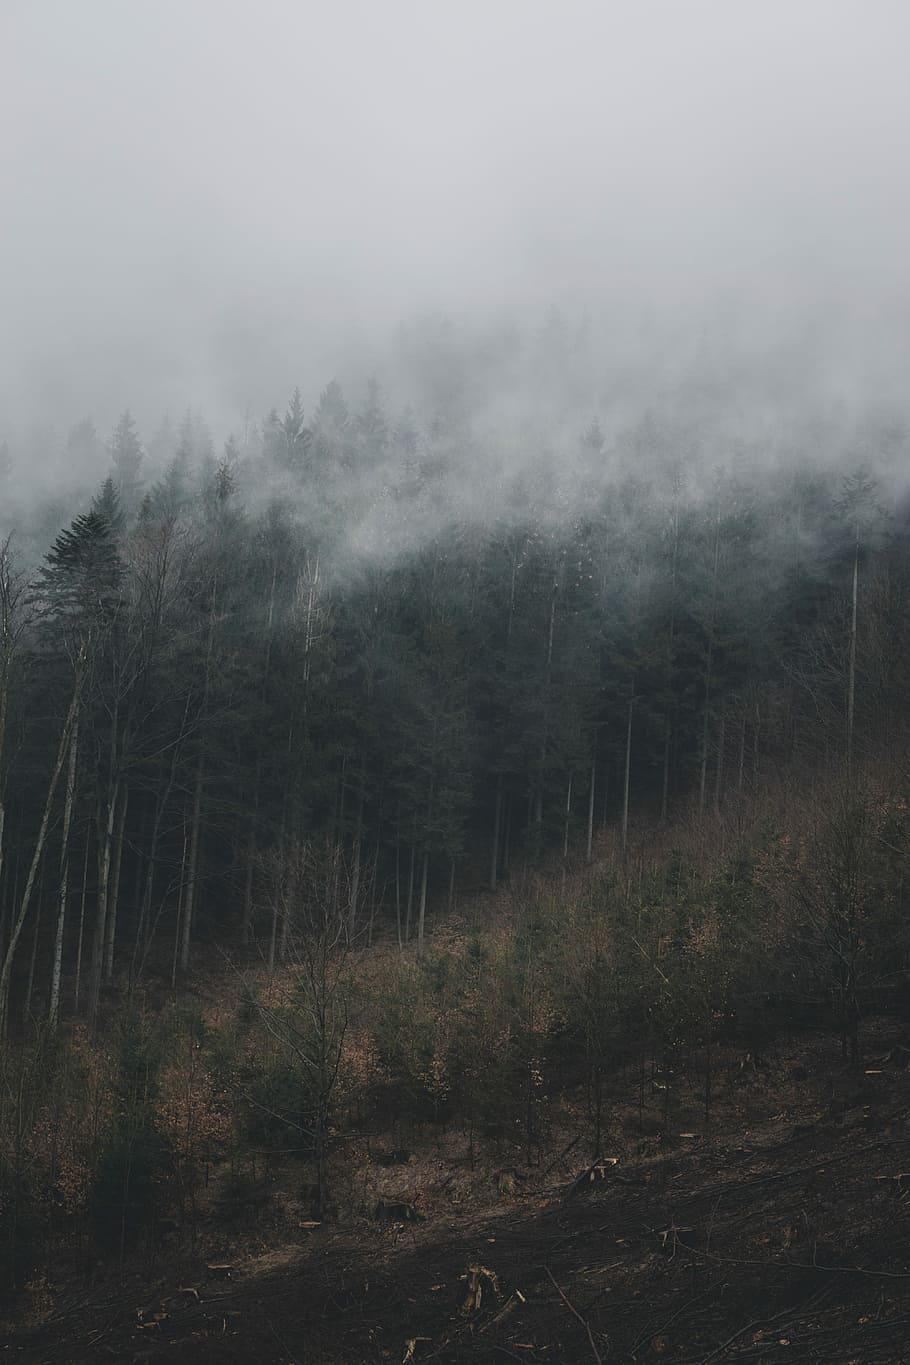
700,1292,828,1364
544,1266,603,1365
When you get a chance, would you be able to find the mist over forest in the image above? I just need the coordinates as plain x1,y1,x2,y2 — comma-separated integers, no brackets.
5,0,910,510
5,5,910,1361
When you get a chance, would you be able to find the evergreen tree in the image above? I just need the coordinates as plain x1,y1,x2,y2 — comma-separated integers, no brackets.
66,417,103,471
107,412,144,512
356,376,389,467
275,387,311,475
34,509,124,630
91,476,125,538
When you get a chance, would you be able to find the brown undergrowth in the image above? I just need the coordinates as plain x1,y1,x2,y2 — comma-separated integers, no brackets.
6,1014,910,1364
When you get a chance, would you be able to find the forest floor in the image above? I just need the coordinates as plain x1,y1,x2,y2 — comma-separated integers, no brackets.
6,1016,910,1364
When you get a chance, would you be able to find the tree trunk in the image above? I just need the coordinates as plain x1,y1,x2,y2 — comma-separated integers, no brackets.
405,841,416,944
0,540,22,943
242,569,277,945
241,818,257,947
0,661,84,1036
752,698,761,781
131,709,185,984
417,850,429,958
180,760,203,975
104,785,128,984
394,810,403,949
349,793,364,935
23,858,44,1025
699,508,721,816
490,776,502,891
279,822,301,963
49,717,79,1029
171,825,189,992
713,713,725,815
74,829,90,1014
660,717,672,825
89,782,119,1025
621,691,633,858
534,577,559,862
847,530,859,777
502,793,512,876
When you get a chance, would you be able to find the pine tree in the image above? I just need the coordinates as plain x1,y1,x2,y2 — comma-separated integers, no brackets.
107,412,144,511
66,417,103,470
276,388,311,475
356,377,389,466
34,509,124,628
91,477,125,538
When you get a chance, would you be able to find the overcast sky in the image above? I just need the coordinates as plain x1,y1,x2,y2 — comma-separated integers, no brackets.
3,0,910,436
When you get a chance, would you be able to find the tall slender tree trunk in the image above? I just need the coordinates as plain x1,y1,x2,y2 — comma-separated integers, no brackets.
132,697,188,982
405,842,416,944
713,713,725,815
171,825,188,992
561,774,573,893
349,793,364,935
89,781,119,1025
534,577,559,859
49,717,79,1029
0,539,23,944
0,659,84,1036
178,581,217,979
621,690,633,859
699,507,721,816
846,528,859,778
502,793,512,877
661,474,680,825
752,698,761,781
131,797,161,984
563,775,573,862
74,829,90,1013
490,776,502,891
394,804,403,949
660,719,672,825
103,786,128,983
279,818,301,963
179,760,203,975
24,858,45,1025
586,752,596,863
267,871,281,975
416,850,429,958
243,567,277,945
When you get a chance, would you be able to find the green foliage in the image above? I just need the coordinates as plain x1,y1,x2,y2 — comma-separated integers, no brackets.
34,509,124,627
88,1012,172,1253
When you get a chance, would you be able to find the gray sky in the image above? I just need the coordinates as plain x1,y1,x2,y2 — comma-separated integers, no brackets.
3,0,910,437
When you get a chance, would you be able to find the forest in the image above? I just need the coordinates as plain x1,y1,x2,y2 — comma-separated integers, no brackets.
3,316,910,1360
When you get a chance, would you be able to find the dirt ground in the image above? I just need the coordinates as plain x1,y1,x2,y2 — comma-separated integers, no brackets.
6,1019,910,1364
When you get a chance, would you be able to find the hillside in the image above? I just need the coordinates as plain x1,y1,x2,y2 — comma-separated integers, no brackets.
7,1007,910,1363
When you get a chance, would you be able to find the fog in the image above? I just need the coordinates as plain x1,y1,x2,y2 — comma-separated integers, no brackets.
3,1,910,472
